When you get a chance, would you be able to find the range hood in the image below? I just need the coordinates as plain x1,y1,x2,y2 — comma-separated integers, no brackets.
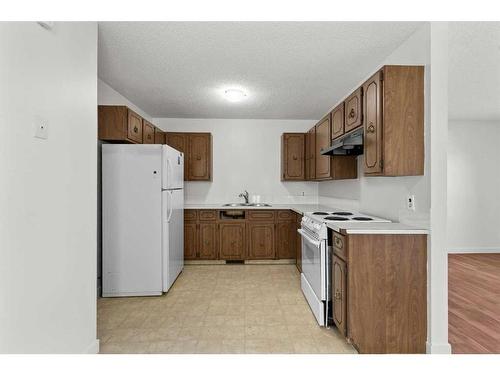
320,126,364,156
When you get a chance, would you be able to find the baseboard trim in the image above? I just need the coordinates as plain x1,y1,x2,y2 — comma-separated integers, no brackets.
448,247,500,254
84,339,100,354
426,341,452,354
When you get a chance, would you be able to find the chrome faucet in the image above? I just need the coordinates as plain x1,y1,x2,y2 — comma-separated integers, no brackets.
238,190,249,204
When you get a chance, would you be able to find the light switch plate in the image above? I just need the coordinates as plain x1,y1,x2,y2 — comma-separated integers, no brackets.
34,117,49,139
407,195,416,211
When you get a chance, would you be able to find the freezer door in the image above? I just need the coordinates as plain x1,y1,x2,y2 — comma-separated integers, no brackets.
162,188,184,292
162,145,184,190
102,144,163,297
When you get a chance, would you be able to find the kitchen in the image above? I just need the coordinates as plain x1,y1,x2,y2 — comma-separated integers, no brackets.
2,13,500,364
97,24,430,354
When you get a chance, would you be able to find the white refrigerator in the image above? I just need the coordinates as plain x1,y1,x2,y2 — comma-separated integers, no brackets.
102,144,184,297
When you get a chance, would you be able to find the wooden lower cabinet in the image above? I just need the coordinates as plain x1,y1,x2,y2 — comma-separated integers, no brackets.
333,231,427,354
184,222,198,260
247,222,275,260
276,221,295,259
219,222,246,260
332,255,347,337
199,223,217,259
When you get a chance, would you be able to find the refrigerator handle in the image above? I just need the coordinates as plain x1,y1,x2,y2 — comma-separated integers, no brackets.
167,190,173,223
166,158,173,187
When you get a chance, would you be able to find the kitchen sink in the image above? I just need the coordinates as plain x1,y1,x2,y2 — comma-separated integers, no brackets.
222,203,271,207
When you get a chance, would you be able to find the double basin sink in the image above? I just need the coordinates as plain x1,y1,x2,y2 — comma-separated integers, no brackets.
223,203,272,207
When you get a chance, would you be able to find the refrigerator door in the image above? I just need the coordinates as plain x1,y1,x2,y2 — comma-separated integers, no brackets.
162,188,184,292
162,145,184,190
102,144,163,297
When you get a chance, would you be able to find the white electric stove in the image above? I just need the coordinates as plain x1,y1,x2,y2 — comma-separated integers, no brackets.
298,209,390,326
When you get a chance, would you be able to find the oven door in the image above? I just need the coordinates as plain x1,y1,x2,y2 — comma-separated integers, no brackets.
298,228,326,301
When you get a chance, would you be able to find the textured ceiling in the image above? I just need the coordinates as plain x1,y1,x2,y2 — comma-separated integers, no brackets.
98,22,422,119
449,22,500,121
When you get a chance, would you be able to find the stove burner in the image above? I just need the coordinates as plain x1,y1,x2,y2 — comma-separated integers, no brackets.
352,217,374,221
324,216,350,221
331,211,353,216
312,212,329,216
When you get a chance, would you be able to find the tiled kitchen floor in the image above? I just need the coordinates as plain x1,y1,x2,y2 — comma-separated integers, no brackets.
98,264,357,354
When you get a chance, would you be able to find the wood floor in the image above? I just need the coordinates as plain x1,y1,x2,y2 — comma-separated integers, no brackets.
448,253,500,353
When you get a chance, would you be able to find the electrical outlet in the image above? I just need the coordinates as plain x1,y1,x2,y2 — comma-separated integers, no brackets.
407,195,416,211
34,117,49,139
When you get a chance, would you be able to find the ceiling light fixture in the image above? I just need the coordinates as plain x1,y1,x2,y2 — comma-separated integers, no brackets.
223,89,247,103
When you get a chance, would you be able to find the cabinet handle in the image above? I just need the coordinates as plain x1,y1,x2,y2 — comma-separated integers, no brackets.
334,237,343,248
148,134,151,139
335,290,342,300
349,108,355,118
196,155,201,160
367,123,375,133
292,155,297,160
133,126,138,133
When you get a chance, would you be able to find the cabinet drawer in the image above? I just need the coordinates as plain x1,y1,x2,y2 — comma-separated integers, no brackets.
333,231,347,260
276,210,293,221
344,87,363,133
199,210,217,221
247,210,276,221
184,209,198,221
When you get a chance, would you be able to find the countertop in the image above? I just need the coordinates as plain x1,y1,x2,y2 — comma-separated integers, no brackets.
184,203,429,235
184,203,334,215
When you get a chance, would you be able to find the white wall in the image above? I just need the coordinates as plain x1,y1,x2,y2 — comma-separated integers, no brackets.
448,120,500,252
154,118,318,204
0,23,98,353
318,24,431,225
98,79,152,121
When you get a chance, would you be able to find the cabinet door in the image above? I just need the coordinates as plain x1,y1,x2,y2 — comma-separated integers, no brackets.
308,127,316,180
219,223,245,260
315,117,331,180
296,214,302,272
363,71,383,174
344,87,363,133
165,133,188,178
277,221,295,259
331,103,345,140
247,222,275,260
127,109,143,143
143,121,155,144
332,255,347,337
184,222,198,260
199,223,217,260
188,133,211,181
282,133,305,180
154,128,165,144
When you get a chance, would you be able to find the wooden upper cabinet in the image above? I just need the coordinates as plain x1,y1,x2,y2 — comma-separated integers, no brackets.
363,70,383,175
315,116,331,180
281,133,305,181
165,132,213,181
219,223,245,260
306,127,316,180
363,66,424,176
142,120,155,144
331,103,345,140
247,222,275,260
344,87,363,133
98,105,144,143
188,133,212,181
154,128,166,144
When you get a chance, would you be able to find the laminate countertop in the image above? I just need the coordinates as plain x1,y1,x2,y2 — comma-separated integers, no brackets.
183,203,428,235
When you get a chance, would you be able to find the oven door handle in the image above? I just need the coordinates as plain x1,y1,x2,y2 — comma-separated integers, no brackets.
297,229,321,248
